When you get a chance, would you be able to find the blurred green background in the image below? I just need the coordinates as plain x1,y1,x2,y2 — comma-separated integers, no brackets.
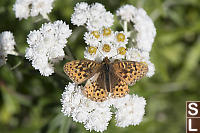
0,0,200,133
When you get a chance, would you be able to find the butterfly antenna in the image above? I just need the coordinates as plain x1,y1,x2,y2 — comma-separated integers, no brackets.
111,51,121,60
96,47,105,58
112,53,120,58
111,48,127,60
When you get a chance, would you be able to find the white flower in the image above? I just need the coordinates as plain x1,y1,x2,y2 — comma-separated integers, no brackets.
71,2,114,31
83,32,101,46
84,107,112,132
61,3,157,132
113,94,146,127
84,42,122,62
116,5,137,22
30,0,54,19
83,28,128,62
13,0,31,19
61,83,146,132
100,29,115,44
145,60,155,77
25,20,72,76
87,3,114,31
103,12,114,28
116,5,156,52
61,83,112,132
126,48,155,77
126,48,149,62
114,31,128,46
84,47,100,61
0,31,17,55
13,0,54,20
98,43,118,61
0,31,17,66
71,2,89,26
132,8,156,52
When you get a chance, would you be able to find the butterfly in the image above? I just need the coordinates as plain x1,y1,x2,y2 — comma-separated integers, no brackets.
63,57,148,102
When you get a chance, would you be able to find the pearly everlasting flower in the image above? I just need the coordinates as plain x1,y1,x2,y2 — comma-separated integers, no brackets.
117,5,156,52
13,0,55,20
126,48,149,62
116,5,137,22
71,2,89,26
84,31,101,46
30,0,54,19
61,83,146,132
13,0,31,19
25,20,72,76
84,28,128,61
61,3,157,132
133,8,156,52
114,31,128,46
61,83,113,132
0,31,17,66
145,60,155,77
113,94,146,127
71,2,114,31
87,3,114,31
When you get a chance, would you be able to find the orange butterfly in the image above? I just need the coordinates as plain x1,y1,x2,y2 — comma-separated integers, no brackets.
64,57,148,102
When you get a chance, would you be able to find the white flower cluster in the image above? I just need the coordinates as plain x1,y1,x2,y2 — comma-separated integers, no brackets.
71,2,114,31
72,3,156,77
116,5,137,22
61,3,156,132
84,28,128,61
117,5,156,52
25,20,72,76
0,31,17,66
116,5,156,77
114,94,146,127
61,83,146,132
13,0,54,20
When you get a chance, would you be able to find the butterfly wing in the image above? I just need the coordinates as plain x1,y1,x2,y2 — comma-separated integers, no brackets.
63,60,101,84
109,70,129,98
83,72,108,102
112,61,148,85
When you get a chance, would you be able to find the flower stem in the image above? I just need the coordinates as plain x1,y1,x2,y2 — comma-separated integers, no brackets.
124,21,128,33
64,45,75,60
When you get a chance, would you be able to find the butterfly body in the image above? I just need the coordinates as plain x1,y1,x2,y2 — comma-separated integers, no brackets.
64,57,148,102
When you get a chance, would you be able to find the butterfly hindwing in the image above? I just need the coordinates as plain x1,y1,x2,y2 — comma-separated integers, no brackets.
84,72,108,102
63,60,100,84
109,70,129,98
112,61,148,85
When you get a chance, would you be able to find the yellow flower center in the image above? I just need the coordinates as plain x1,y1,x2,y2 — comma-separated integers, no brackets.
88,46,97,55
102,44,111,52
91,31,100,39
103,28,111,36
118,47,126,55
116,33,125,42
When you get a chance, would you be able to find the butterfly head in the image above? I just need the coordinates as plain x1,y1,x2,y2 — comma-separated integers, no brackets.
103,57,110,64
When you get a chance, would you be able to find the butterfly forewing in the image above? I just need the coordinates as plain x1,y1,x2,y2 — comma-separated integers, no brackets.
63,60,101,84
112,61,148,85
